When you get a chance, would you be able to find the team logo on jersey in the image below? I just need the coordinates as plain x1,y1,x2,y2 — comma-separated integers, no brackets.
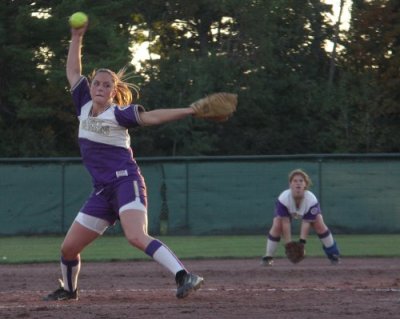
81,118,111,136
291,212,302,219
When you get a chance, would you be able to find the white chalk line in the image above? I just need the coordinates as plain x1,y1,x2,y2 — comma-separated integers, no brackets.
0,287,399,310
1,286,400,296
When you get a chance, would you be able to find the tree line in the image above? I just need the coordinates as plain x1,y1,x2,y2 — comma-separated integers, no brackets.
0,0,399,157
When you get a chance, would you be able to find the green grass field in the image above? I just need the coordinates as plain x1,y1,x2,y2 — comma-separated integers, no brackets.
0,234,399,264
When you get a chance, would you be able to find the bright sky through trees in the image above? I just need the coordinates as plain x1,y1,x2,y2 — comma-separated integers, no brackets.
131,1,352,69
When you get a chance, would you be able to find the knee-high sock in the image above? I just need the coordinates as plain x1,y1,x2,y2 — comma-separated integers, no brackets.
318,229,334,248
61,256,80,292
266,233,281,257
145,240,186,275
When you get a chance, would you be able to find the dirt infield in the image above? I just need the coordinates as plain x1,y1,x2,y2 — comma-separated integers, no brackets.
1,257,399,319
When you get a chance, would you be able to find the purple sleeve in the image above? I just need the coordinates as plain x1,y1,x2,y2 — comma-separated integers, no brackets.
274,199,290,218
71,77,91,116
115,104,145,128
303,202,321,221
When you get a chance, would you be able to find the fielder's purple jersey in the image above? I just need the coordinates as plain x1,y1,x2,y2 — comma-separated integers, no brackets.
274,189,321,221
71,76,144,187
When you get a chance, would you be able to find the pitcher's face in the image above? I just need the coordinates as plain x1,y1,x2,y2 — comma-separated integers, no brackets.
90,72,116,107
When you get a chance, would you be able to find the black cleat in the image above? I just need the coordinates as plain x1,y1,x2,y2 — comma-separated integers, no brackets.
328,254,341,265
176,273,204,299
43,280,78,301
261,256,274,266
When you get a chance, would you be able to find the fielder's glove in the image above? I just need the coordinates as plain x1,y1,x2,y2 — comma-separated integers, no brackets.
285,241,305,264
190,92,237,122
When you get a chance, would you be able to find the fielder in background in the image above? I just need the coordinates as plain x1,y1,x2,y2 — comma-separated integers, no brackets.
261,169,340,266
42,15,233,301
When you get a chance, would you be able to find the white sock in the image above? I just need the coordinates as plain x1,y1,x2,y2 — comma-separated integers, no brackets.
266,234,280,257
145,240,185,275
319,232,334,248
60,257,81,292
153,246,186,274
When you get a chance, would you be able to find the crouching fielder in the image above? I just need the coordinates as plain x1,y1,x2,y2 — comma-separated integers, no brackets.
261,169,340,266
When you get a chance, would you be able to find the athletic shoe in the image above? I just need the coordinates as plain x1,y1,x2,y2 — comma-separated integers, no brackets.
328,254,341,265
261,256,274,266
176,273,204,298
43,280,78,301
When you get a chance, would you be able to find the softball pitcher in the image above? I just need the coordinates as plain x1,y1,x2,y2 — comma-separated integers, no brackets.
43,20,204,301
261,169,340,266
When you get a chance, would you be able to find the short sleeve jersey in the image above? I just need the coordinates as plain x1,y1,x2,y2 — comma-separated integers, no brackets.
71,76,144,186
274,189,321,221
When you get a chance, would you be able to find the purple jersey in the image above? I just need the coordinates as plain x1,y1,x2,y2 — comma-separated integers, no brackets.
71,76,144,187
274,189,321,221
